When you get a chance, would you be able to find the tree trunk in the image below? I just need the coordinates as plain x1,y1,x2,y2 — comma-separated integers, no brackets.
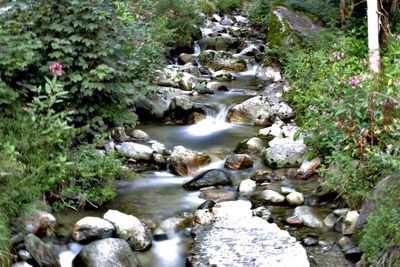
340,0,346,28
367,0,381,73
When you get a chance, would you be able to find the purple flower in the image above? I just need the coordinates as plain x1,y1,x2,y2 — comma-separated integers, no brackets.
336,52,345,60
368,107,375,113
349,76,360,88
49,62,63,77
132,39,141,46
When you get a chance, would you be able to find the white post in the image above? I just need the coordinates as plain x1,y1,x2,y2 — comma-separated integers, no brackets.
367,0,381,73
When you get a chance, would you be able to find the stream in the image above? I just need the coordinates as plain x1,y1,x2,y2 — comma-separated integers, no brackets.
55,14,355,267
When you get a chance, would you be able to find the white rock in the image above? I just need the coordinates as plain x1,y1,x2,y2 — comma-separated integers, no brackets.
261,189,285,204
286,191,304,206
238,179,257,195
342,211,359,235
72,217,114,243
117,142,153,160
293,206,323,228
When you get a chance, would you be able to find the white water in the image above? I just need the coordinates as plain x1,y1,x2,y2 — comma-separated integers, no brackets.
186,106,233,137
193,41,201,56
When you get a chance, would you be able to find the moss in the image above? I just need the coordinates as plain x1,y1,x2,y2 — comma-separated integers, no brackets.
267,7,300,49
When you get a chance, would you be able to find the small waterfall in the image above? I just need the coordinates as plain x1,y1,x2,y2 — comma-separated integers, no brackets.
186,105,233,136
193,41,201,56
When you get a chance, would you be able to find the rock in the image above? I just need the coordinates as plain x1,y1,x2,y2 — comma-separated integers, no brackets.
268,6,321,48
24,234,60,267
134,87,173,119
220,17,233,26
224,154,253,170
333,208,350,217
206,81,228,92
154,216,192,241
18,250,32,261
104,141,115,152
103,210,152,251
281,186,296,194
169,146,211,176
199,188,236,201
227,96,273,126
72,217,114,243
342,211,359,235
323,214,338,229
116,142,153,160
199,66,212,76
179,73,207,92
187,200,309,267
234,137,265,155
12,263,34,267
286,216,303,226
177,53,196,65
234,15,249,25
150,142,167,155
193,209,214,225
198,36,240,52
342,243,363,262
112,127,129,142
198,50,246,72
296,157,321,179
258,119,285,139
264,138,307,168
171,95,195,116
302,237,319,246
250,169,273,183
293,206,323,228
212,70,235,81
259,189,285,204
152,153,166,166
25,211,56,237
252,207,272,221
198,200,216,210
286,191,304,206
212,14,222,22
271,101,294,120
238,179,256,195
72,238,140,267
129,129,150,140
183,169,232,190
256,66,282,82
338,236,352,248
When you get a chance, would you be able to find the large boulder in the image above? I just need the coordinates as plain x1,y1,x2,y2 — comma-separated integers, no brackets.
198,36,241,52
268,6,321,48
227,96,274,126
116,142,153,160
183,169,232,190
103,210,152,251
256,66,282,83
72,238,140,267
134,87,173,119
72,217,115,243
169,146,211,176
25,234,60,267
188,200,309,266
198,50,246,72
264,138,307,168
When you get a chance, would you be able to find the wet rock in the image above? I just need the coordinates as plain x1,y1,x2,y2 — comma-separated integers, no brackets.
112,127,129,142
296,157,321,179
212,14,222,22
129,129,150,140
198,36,240,52
258,119,285,139
177,53,197,65
103,210,152,251
169,146,211,176
286,216,303,226
281,186,296,194
252,207,272,221
154,216,192,241
323,213,338,229
183,169,232,190
264,138,307,168
338,236,352,248
193,209,214,225
134,87,173,119
286,191,304,206
342,211,359,235
250,169,273,183
25,234,60,267
171,95,195,116
259,189,285,204
199,66,212,76
342,243,363,262
224,154,253,170
25,211,56,237
206,81,228,92
234,137,265,155
238,179,256,196
227,96,273,126
152,153,166,166
72,238,140,267
212,70,235,81
234,15,249,25
116,142,153,160
150,142,167,155
198,200,216,210
302,237,319,246
72,217,114,243
187,200,309,267
256,66,282,83
199,188,236,201
293,206,323,228
198,50,246,72
178,73,207,93
220,17,233,26
18,250,32,261
333,208,350,217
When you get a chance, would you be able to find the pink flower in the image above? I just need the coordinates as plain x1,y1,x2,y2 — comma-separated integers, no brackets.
349,76,360,88
132,39,141,46
49,62,63,77
22,106,30,112
336,52,345,60
368,107,375,113
396,34,400,41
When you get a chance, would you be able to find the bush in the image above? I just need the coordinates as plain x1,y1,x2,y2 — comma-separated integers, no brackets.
0,1,165,136
216,0,242,13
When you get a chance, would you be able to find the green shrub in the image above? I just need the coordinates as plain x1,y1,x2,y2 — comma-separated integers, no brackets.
216,0,242,13
196,0,217,15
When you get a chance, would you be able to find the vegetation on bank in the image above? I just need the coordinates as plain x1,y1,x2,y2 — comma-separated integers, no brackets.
253,0,400,264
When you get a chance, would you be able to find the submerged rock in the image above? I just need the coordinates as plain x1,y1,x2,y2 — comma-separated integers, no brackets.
72,238,140,267
183,169,232,190
169,146,211,176
187,200,309,267
103,210,152,251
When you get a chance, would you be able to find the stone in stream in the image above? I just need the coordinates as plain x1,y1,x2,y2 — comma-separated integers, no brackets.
234,137,266,155
103,210,152,251
293,206,323,228
169,146,211,176
134,86,173,119
72,217,115,243
296,157,321,179
258,189,286,204
116,142,153,161
286,191,305,206
24,234,60,267
188,200,310,267
24,211,56,237
198,36,240,52
263,137,307,168
227,96,274,126
72,238,140,267
224,154,253,170
342,210,359,235
153,215,192,241
238,179,256,196
183,169,232,190
198,50,246,72
177,53,197,65
255,66,282,83
206,81,228,92
212,70,235,81
250,168,274,183
197,200,216,210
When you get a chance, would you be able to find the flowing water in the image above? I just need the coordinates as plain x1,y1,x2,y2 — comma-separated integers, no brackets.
56,17,354,267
